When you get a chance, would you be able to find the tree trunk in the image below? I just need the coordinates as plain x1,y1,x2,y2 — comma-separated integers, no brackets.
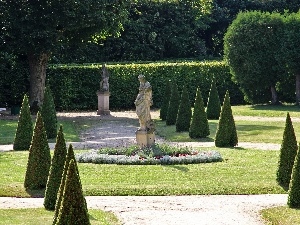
270,85,279,105
28,53,49,114
296,74,300,105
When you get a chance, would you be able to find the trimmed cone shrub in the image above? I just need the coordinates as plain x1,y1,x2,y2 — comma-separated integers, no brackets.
206,77,221,120
160,80,172,121
189,87,210,138
276,113,298,190
176,85,192,132
41,87,57,139
44,125,68,210
24,111,51,189
13,94,33,151
53,144,80,225
288,145,300,208
54,159,90,225
215,91,238,147
166,82,180,125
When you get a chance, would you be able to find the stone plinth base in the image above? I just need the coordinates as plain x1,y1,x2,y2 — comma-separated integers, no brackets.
136,130,155,147
97,91,110,115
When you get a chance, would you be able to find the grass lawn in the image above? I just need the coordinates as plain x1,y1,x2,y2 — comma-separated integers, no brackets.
0,208,120,225
261,206,300,225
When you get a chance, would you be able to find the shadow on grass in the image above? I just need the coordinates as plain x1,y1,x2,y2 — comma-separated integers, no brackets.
250,104,300,112
237,124,279,132
163,164,189,172
26,188,45,198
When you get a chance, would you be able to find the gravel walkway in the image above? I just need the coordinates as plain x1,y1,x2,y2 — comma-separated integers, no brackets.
0,110,287,224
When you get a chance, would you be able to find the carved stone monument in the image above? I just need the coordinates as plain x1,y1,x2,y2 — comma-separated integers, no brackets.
134,74,155,147
97,64,110,115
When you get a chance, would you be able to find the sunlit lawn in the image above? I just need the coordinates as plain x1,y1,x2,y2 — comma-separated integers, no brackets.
261,206,300,225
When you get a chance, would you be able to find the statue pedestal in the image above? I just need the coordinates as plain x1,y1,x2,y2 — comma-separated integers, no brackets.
97,91,110,115
136,130,155,147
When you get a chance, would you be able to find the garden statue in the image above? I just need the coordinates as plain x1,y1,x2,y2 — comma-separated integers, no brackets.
135,74,155,147
100,64,109,92
97,64,110,115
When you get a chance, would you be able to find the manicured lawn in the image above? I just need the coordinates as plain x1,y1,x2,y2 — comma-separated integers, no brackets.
0,208,120,225
261,206,300,225
0,149,285,197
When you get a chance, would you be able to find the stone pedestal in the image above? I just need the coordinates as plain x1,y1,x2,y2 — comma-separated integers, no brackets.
136,130,155,147
97,91,110,115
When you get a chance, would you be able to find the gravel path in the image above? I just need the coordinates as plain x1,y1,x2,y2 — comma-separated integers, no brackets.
0,110,287,224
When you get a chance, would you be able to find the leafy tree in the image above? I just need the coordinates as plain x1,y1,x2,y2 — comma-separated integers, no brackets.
206,77,221,120
160,80,172,121
280,13,300,105
276,113,298,190
41,87,57,139
13,94,33,151
189,87,209,138
44,125,67,210
176,85,192,132
224,11,285,104
166,82,180,126
24,111,51,190
288,145,300,208
0,1,129,110
215,91,238,147
54,159,90,225
53,144,79,224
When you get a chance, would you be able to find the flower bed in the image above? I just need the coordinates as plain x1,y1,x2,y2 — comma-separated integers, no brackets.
76,144,223,165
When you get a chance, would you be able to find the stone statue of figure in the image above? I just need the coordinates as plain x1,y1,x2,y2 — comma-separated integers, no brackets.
134,74,154,132
100,64,109,92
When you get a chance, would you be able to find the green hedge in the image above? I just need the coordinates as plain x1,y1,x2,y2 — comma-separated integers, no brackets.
47,61,245,111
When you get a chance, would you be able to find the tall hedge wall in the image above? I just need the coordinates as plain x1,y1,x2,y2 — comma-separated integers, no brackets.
47,61,244,111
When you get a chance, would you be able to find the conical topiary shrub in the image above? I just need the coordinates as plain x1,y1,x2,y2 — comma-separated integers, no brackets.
276,113,298,190
160,80,172,121
166,82,180,126
288,145,300,208
13,94,33,151
53,144,81,224
176,85,192,132
44,125,68,210
41,87,57,139
206,77,221,120
215,91,238,147
189,87,210,138
54,159,90,225
24,111,51,189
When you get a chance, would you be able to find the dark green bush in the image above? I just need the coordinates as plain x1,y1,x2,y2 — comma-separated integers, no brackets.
55,159,90,225
44,125,67,210
276,113,298,190
215,91,238,147
41,87,57,139
288,145,300,208
159,80,172,121
166,82,180,126
24,111,51,190
53,144,79,225
13,94,33,151
206,77,221,120
176,85,192,132
189,87,210,138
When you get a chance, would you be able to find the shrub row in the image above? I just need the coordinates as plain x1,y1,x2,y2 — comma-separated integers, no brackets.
47,61,245,111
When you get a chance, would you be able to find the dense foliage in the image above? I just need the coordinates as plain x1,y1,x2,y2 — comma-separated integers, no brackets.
159,80,172,121
41,87,57,139
189,87,210,139
24,112,51,190
44,125,67,210
176,86,192,132
206,77,221,120
55,159,90,225
13,94,33,151
224,11,284,104
276,113,298,190
288,145,300,208
166,82,180,126
215,91,238,147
